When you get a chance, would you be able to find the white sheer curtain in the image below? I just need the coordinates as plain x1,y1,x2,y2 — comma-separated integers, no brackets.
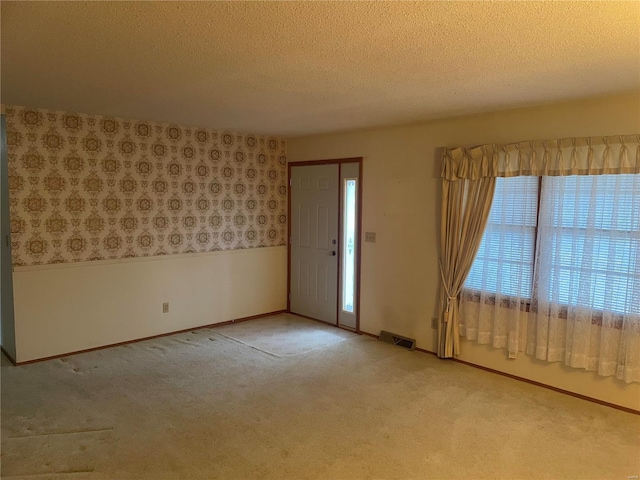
528,174,640,383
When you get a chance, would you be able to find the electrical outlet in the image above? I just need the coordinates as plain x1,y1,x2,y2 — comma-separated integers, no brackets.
365,232,376,243
162,302,169,313
431,317,438,329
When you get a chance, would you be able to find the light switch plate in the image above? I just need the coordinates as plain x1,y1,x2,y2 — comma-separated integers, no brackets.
365,232,376,243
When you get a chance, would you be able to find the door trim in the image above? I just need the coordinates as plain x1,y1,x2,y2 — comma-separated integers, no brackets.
287,157,363,333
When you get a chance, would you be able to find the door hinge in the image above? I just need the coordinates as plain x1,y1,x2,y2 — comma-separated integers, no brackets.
289,178,292,187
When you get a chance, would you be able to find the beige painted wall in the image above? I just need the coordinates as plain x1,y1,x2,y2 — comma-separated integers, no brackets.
13,245,287,362
288,92,640,411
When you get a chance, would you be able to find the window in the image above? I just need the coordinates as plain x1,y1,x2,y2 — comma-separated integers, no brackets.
465,174,640,316
465,176,539,299
342,178,357,313
539,174,640,315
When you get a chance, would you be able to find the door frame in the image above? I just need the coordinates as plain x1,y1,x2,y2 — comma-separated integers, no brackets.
287,157,363,333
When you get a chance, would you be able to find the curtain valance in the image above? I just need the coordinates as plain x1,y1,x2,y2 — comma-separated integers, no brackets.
442,134,640,180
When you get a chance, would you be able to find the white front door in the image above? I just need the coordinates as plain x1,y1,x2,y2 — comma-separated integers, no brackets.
290,164,339,324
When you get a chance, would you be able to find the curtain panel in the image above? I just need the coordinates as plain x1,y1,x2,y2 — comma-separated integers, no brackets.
438,176,495,357
442,135,640,181
438,134,640,383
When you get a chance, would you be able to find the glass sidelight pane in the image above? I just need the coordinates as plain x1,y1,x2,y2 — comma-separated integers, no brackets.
343,179,357,313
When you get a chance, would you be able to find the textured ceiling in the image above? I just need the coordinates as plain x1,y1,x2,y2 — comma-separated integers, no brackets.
2,1,639,137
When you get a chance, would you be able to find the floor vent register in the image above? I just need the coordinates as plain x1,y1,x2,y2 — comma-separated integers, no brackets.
378,331,416,350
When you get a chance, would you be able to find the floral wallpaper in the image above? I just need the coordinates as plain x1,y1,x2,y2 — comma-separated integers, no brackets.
5,106,287,267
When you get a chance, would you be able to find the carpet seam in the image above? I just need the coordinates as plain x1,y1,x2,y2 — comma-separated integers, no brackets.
212,329,355,358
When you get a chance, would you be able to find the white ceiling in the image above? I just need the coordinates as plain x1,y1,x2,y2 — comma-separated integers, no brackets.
2,1,639,137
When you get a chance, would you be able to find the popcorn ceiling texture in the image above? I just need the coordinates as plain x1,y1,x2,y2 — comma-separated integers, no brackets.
5,106,287,267
2,2,639,136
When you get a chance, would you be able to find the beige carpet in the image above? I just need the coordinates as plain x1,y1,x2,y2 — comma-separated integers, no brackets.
215,314,353,356
1,314,639,479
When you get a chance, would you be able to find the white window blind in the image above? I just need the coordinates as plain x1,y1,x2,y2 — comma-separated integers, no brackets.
465,176,539,298
539,174,640,315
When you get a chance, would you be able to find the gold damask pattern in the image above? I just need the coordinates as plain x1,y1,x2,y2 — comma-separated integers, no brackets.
5,106,287,266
